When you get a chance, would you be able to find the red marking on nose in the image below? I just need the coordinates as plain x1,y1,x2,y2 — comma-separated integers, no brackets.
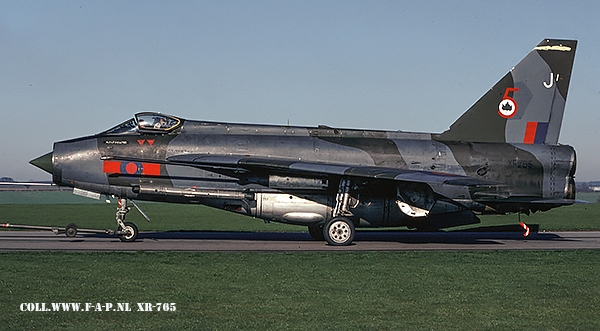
141,163,160,176
138,140,145,146
103,160,121,173
147,139,155,146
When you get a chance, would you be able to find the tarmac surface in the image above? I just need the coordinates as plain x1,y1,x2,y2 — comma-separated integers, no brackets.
1,230,600,252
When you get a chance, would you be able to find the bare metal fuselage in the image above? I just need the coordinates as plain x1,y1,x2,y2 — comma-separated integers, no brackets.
48,118,575,230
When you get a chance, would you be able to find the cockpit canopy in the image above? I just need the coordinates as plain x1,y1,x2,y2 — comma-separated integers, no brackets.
103,113,183,135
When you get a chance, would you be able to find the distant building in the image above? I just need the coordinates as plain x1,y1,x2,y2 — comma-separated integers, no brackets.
575,181,600,193
589,181,600,192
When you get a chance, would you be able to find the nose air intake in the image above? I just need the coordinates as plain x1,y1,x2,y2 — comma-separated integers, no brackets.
30,152,54,175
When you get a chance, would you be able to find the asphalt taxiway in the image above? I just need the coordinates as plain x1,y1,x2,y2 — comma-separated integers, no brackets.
1,230,600,252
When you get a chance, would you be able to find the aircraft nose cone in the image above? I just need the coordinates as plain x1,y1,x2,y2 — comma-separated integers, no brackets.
30,152,53,175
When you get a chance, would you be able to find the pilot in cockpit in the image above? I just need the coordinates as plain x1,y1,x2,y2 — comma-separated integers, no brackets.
154,117,167,129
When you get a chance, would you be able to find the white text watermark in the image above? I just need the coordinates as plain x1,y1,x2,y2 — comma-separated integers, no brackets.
20,302,176,312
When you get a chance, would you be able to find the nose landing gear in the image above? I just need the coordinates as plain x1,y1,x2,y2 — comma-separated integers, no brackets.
118,222,138,242
115,198,147,242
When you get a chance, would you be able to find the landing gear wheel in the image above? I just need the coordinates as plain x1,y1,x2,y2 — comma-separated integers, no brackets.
308,224,325,241
323,217,355,246
118,222,138,242
65,223,78,238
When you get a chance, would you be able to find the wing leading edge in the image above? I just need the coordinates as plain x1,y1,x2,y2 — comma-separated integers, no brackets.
166,154,501,188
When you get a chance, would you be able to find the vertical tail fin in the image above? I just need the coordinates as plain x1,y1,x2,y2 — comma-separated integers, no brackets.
434,39,577,144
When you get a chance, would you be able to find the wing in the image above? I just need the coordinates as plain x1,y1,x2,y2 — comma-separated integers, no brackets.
165,154,502,189
108,153,589,214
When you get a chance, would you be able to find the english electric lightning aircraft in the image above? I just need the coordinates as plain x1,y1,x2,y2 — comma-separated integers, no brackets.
30,39,578,245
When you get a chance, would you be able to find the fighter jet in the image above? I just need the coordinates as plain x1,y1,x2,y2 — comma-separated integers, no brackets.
30,39,578,245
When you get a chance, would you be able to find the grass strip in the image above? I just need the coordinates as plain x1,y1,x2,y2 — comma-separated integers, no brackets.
1,199,599,233
1,250,599,330
1,191,598,232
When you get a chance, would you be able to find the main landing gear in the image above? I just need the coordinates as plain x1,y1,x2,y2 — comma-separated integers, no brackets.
323,216,355,246
307,178,357,246
308,218,355,246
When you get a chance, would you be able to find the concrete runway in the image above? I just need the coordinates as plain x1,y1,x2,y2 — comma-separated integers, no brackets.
1,230,600,252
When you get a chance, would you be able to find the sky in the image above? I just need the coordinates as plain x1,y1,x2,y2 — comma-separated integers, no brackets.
1,0,599,181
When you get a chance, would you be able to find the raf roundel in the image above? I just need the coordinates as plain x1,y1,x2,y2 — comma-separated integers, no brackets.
121,161,143,175
498,99,517,118
498,87,519,119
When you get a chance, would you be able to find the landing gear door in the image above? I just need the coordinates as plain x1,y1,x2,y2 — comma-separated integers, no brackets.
396,183,435,218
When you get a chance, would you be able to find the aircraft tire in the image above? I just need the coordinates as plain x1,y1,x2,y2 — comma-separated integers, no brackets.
308,224,325,241
118,222,138,242
323,217,355,246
